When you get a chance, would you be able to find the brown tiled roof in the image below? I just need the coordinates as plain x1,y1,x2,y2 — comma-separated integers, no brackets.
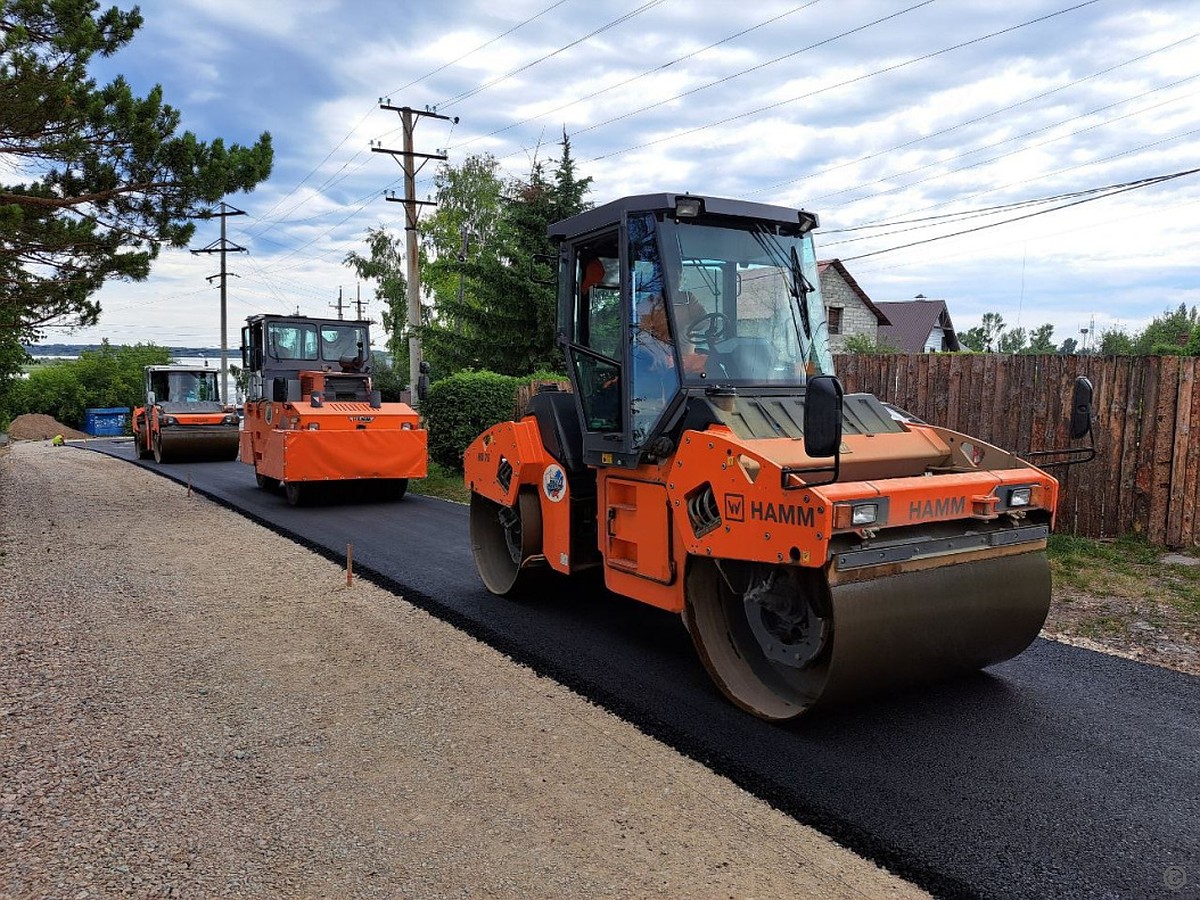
874,299,961,353
818,259,890,325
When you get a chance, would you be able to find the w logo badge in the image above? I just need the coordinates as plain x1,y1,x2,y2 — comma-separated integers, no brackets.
724,493,745,522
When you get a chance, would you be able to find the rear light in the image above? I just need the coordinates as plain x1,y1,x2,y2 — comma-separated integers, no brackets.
307,422,320,430
401,422,412,430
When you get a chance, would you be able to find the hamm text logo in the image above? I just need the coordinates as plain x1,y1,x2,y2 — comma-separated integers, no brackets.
749,500,814,527
909,496,966,520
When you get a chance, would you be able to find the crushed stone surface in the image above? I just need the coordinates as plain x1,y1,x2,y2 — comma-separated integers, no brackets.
0,441,926,899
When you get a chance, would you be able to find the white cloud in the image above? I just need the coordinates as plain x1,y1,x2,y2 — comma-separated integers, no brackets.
28,0,1190,352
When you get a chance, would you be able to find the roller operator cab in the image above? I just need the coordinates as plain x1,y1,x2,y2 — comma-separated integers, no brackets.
131,365,240,463
239,314,427,506
463,193,1095,722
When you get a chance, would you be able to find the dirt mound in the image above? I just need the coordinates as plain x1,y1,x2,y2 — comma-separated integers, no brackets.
7,413,91,441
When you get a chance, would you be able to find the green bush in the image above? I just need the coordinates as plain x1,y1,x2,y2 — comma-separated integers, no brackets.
369,356,407,402
422,369,523,471
12,342,170,428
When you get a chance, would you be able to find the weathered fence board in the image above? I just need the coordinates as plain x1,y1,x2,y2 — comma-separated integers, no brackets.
834,353,1200,547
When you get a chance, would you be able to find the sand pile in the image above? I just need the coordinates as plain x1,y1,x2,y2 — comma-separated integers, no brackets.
7,413,91,441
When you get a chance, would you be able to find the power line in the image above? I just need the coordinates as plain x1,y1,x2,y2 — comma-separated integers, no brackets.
583,0,1104,163
448,0,822,152
573,0,937,145
810,78,1200,210
381,0,575,100
837,167,1200,262
435,0,671,109
828,125,1200,241
244,3,563,237
747,30,1200,199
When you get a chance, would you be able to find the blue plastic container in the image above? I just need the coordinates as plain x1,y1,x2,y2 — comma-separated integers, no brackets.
83,407,130,436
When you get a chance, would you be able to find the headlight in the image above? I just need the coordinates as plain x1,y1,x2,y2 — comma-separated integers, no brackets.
834,500,886,530
1008,487,1032,507
222,414,238,425
851,503,879,526
307,422,320,430
161,416,177,426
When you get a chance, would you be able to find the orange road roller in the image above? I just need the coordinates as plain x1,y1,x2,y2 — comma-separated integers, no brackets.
131,365,241,463
463,193,1093,721
239,314,426,506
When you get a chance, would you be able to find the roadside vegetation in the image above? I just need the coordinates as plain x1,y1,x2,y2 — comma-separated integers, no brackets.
3,342,169,431
1049,534,1200,617
957,305,1200,355
412,461,471,504
1046,533,1199,666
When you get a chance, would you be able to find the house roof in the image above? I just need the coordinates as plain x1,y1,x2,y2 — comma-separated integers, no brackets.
817,259,890,325
873,299,961,353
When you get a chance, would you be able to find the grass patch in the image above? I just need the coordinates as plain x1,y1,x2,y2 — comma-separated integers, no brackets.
411,461,469,504
1048,532,1200,624
1048,532,1159,595
1077,615,1129,640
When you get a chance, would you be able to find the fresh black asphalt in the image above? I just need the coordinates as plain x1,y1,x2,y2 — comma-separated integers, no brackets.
83,441,1200,900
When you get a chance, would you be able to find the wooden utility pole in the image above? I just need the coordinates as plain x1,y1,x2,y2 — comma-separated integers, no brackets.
190,202,246,406
373,104,456,401
331,286,347,320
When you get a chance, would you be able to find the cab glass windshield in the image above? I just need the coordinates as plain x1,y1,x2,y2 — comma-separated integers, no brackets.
320,324,368,362
663,220,834,385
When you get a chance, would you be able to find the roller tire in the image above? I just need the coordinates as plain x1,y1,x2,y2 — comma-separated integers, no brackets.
683,557,832,722
152,432,167,464
284,481,306,507
382,478,408,502
135,424,153,460
470,490,543,597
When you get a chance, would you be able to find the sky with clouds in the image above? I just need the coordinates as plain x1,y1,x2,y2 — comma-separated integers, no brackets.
45,0,1200,352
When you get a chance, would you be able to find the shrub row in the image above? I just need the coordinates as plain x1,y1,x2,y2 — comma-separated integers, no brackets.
421,369,566,471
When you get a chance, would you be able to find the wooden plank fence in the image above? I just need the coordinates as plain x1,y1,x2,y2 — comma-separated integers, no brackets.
835,354,1200,547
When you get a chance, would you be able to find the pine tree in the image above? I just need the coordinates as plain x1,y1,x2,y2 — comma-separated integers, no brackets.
0,1,273,353
419,137,592,377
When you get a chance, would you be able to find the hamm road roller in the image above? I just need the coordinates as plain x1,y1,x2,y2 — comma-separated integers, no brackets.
239,314,427,506
131,365,240,463
463,193,1093,721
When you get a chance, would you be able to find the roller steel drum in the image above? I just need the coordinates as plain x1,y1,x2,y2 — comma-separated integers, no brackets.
684,551,1051,721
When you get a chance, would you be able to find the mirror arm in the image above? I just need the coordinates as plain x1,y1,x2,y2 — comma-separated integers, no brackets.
1025,430,1096,467
780,455,840,490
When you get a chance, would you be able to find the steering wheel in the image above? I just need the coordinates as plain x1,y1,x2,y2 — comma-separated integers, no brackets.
685,311,732,345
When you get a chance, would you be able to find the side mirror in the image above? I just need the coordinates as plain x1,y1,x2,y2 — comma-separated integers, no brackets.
1069,376,1093,440
272,377,288,402
146,391,156,407
804,375,844,459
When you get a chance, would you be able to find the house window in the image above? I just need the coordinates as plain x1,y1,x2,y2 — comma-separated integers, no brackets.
827,306,843,335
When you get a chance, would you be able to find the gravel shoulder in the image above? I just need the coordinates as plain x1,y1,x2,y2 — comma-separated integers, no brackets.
0,440,925,899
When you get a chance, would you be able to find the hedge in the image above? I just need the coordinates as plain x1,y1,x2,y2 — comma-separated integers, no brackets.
422,368,566,471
